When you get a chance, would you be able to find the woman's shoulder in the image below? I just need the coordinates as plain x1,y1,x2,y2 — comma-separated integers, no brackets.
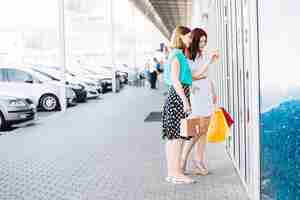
169,48,183,57
171,48,181,53
168,49,185,62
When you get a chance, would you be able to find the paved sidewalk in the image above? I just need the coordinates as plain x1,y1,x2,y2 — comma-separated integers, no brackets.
0,87,248,200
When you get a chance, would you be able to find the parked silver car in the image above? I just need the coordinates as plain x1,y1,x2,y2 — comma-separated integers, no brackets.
0,95,36,130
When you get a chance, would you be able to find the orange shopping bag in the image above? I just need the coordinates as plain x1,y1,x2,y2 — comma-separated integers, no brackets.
207,108,230,143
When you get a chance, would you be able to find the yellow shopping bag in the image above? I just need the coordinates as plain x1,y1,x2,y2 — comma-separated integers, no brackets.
207,108,230,143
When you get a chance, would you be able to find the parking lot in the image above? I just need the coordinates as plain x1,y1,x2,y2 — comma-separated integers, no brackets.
0,64,131,133
0,87,117,134
0,112,54,134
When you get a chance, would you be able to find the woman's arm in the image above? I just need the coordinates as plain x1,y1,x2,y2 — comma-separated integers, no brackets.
171,58,191,112
192,50,219,80
192,71,208,81
192,59,212,80
210,80,217,105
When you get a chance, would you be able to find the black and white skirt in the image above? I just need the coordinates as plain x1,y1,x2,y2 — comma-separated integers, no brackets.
162,84,191,140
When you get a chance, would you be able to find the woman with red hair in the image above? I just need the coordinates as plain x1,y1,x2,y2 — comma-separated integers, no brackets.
181,28,219,175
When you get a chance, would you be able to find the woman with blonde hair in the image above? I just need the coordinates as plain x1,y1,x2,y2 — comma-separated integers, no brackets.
162,26,194,184
181,28,219,175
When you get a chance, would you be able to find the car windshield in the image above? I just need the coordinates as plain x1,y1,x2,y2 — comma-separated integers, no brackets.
31,68,60,81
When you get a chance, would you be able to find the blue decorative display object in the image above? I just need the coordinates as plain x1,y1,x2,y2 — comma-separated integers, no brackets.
261,100,300,199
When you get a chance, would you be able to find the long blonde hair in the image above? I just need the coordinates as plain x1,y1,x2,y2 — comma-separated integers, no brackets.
169,26,191,50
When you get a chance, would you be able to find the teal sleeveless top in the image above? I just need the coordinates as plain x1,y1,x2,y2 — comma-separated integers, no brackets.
164,48,192,86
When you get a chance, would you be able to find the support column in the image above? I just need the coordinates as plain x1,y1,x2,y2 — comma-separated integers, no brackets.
110,0,117,93
58,0,66,111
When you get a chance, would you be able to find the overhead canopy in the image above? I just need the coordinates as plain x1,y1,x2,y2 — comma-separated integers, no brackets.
130,0,192,39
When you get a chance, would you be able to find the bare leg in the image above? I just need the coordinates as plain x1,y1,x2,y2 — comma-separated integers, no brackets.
195,133,207,163
166,139,182,177
173,139,183,174
192,117,211,174
194,116,210,166
173,139,194,181
181,136,200,171
165,140,172,177
166,139,194,183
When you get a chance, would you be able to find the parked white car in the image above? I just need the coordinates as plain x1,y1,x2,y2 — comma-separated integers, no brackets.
65,72,101,99
0,95,36,130
31,66,101,99
0,66,76,111
68,66,113,93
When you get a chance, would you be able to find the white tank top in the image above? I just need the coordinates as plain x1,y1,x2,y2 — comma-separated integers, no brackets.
188,55,213,116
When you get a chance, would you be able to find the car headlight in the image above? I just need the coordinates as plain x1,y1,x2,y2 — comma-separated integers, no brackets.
69,83,82,90
8,99,26,107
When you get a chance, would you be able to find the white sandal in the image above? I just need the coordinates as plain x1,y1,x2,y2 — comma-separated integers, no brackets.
192,160,209,175
165,176,172,182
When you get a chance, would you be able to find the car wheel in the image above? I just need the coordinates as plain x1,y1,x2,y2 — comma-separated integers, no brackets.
0,111,8,130
39,94,60,112
77,95,87,103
